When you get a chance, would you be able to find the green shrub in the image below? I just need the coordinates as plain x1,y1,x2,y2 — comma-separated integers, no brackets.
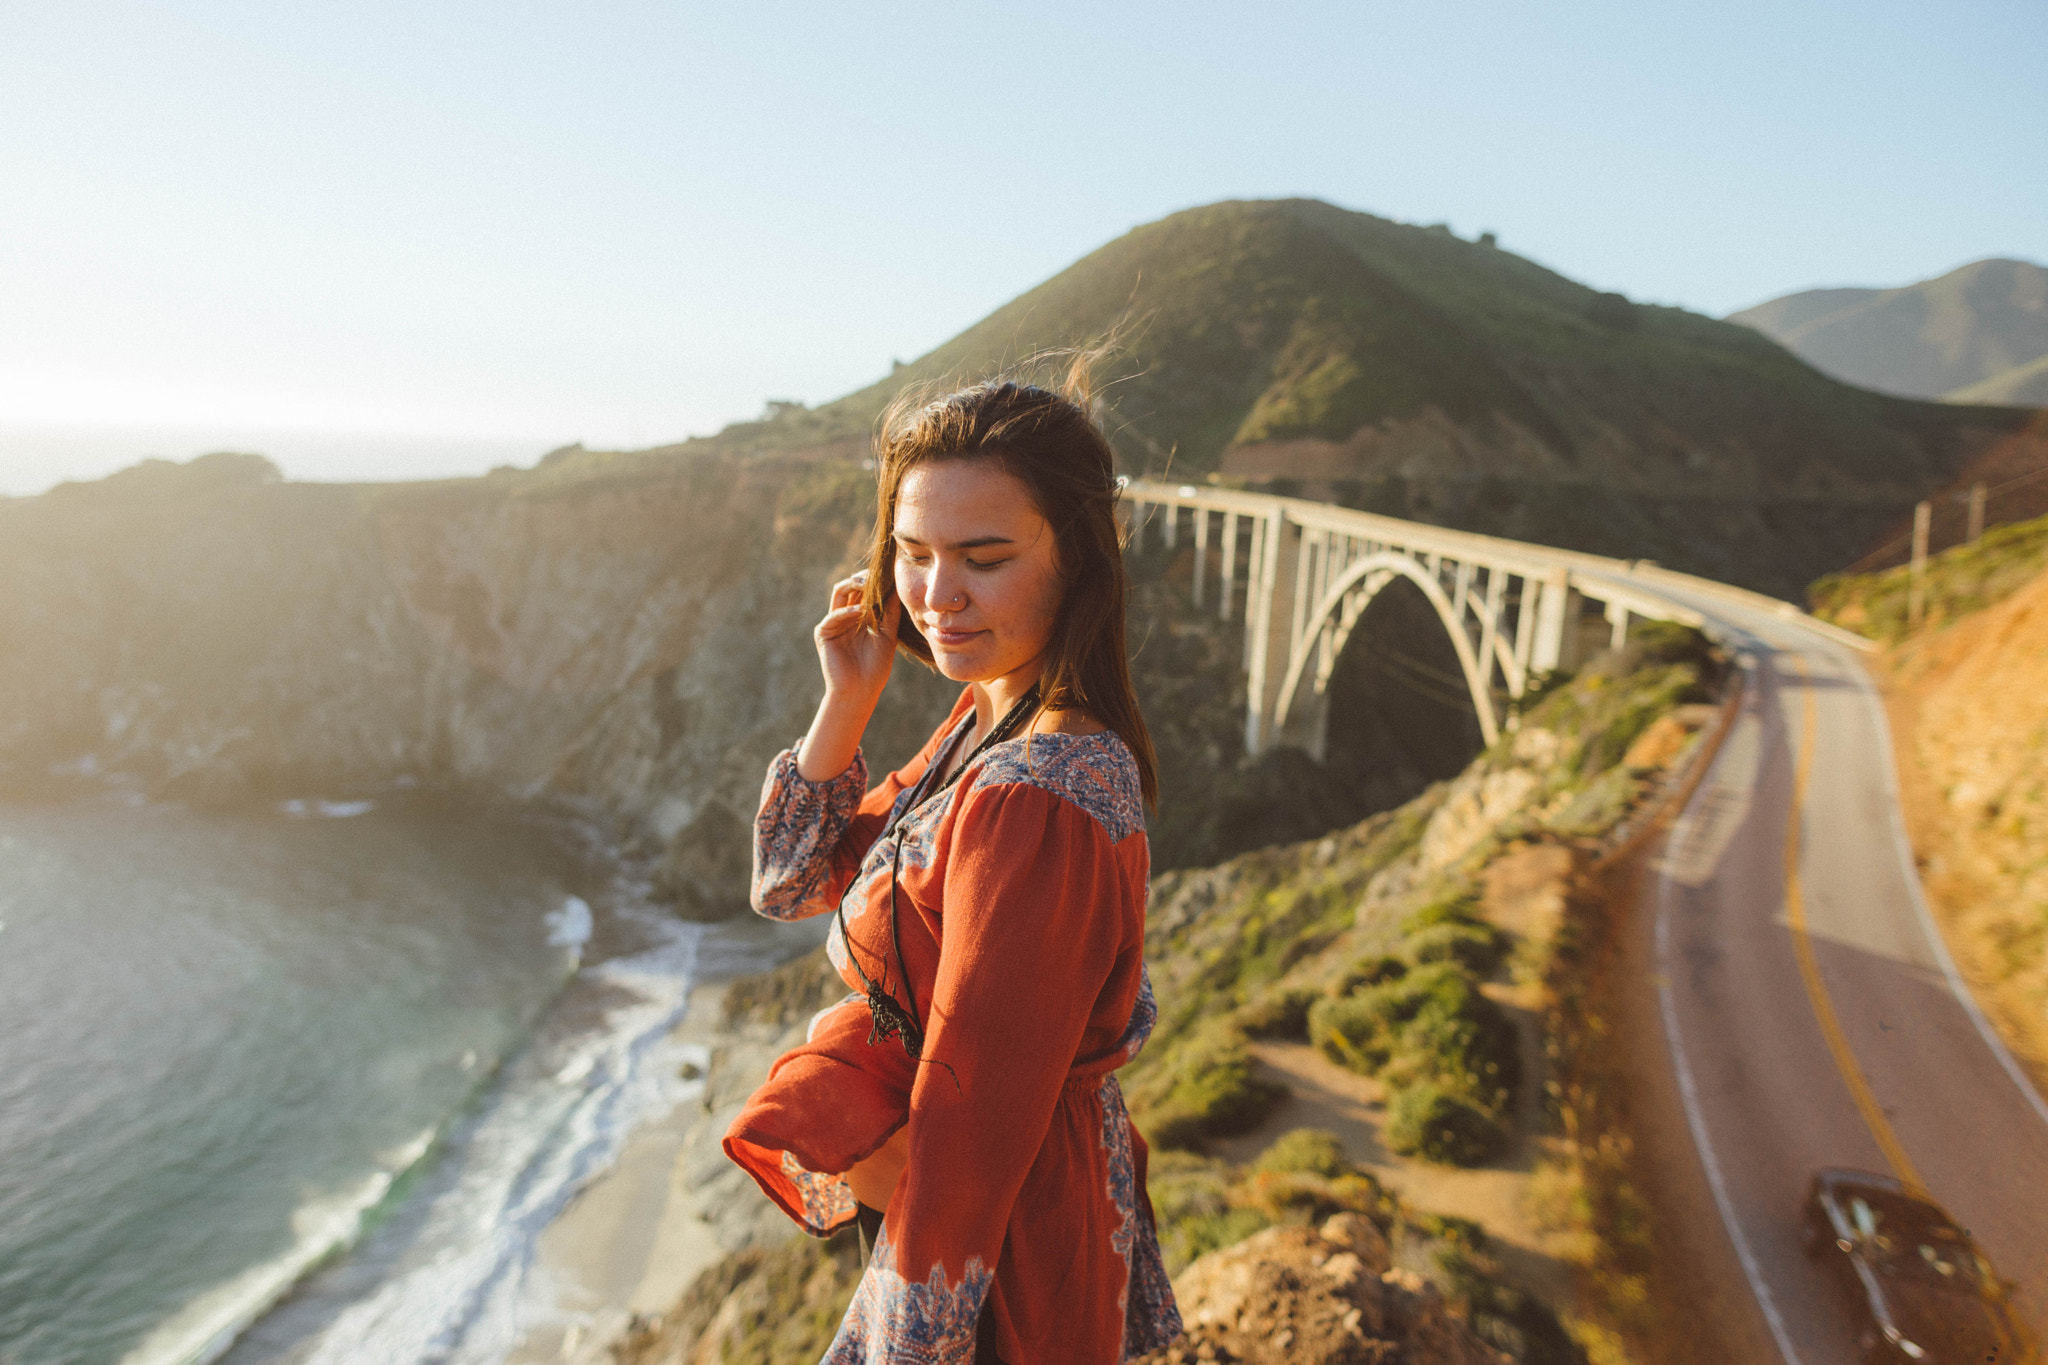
1242,1170,1387,1223
1132,1025,1287,1149
1146,1149,1232,1222
1310,962,1479,1075
1579,665,1699,775
1616,618,1716,672
1407,921,1507,976
1384,972,1522,1110
1548,764,1641,838
1307,992,1396,1072
1331,954,1408,994
1235,984,1321,1039
1164,1206,1272,1272
642,1231,865,1365
1251,1127,1350,1178
1146,1150,1273,1273
1385,1082,1508,1165
1401,889,1481,934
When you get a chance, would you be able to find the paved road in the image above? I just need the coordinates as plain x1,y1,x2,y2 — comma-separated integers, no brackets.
1621,581,2048,1363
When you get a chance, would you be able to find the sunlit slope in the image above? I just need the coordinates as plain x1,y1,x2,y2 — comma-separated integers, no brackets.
1730,257,2048,401
1948,352,2048,408
763,199,2037,595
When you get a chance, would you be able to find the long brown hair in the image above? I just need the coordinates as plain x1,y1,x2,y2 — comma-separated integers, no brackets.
858,355,1159,807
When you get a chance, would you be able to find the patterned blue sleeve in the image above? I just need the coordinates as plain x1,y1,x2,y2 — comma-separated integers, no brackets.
751,745,870,922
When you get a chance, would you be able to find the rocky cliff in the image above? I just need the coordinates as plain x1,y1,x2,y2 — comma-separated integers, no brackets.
1,434,1505,909
0,448,961,914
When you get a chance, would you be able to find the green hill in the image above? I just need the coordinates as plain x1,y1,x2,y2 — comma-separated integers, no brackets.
680,199,2040,598
1728,257,2048,402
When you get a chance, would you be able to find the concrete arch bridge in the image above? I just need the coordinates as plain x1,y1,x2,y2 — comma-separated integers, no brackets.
1121,479,1849,755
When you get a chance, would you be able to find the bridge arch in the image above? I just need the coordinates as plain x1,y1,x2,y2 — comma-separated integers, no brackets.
1272,550,1502,746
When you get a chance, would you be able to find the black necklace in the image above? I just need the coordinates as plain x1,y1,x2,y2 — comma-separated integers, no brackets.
836,683,1042,1069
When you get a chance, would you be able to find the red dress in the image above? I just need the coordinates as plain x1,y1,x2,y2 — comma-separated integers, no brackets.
724,691,1181,1364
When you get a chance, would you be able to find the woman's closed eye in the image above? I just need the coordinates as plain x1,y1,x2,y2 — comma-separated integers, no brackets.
898,552,1005,570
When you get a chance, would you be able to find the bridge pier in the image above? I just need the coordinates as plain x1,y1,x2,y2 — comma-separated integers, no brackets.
1245,509,1299,755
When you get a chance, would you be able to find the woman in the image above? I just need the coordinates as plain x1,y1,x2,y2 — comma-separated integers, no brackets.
723,371,1182,1364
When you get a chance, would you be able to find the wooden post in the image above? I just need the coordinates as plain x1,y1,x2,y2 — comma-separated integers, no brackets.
1192,508,1209,610
1908,500,1931,629
1968,482,1986,544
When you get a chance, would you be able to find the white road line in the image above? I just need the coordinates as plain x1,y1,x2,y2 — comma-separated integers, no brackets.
1832,637,2048,1131
1654,650,1806,1365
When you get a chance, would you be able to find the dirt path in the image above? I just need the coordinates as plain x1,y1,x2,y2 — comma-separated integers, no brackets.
1210,1034,1578,1312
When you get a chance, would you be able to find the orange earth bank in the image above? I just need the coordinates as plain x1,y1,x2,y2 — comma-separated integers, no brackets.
1878,563,2048,1082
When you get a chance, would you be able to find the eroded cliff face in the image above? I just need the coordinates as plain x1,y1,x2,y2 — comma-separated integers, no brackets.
0,450,955,915
1,444,1488,912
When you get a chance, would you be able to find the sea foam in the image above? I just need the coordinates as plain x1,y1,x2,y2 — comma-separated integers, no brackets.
115,1130,438,1365
271,899,705,1365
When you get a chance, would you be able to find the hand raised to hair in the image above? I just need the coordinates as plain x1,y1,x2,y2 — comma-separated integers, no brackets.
814,570,901,708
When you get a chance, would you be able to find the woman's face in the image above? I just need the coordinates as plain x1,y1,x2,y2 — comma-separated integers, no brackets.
892,458,1062,692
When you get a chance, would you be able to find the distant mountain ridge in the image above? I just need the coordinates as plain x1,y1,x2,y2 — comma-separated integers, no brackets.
1728,257,2048,403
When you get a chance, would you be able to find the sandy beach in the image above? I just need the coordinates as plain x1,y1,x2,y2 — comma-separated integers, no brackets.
508,971,819,1364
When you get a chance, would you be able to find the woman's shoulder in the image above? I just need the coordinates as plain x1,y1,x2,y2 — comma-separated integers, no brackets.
962,728,1145,844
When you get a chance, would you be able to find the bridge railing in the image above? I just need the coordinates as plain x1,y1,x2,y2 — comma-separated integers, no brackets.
1119,478,1869,755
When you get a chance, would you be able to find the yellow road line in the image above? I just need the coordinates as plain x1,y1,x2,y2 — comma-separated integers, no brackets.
1782,653,1928,1193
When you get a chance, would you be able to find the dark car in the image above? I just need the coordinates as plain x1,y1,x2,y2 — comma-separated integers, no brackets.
1804,1168,2037,1363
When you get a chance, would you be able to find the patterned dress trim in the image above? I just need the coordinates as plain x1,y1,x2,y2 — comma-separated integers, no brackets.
752,746,869,921
1098,1076,1182,1359
823,1225,994,1365
964,731,1147,845
1106,967,1159,1069
780,1149,859,1237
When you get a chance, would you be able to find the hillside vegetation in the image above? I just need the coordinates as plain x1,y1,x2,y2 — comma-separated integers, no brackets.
1810,511,2048,643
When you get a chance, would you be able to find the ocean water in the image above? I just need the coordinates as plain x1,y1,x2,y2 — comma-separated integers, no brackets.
0,792,725,1365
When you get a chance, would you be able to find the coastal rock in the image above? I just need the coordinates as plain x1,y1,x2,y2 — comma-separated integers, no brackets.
1132,1217,1509,1365
1416,768,1540,876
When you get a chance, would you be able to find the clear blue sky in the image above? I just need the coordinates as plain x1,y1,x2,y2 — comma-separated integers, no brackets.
2,0,2042,492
